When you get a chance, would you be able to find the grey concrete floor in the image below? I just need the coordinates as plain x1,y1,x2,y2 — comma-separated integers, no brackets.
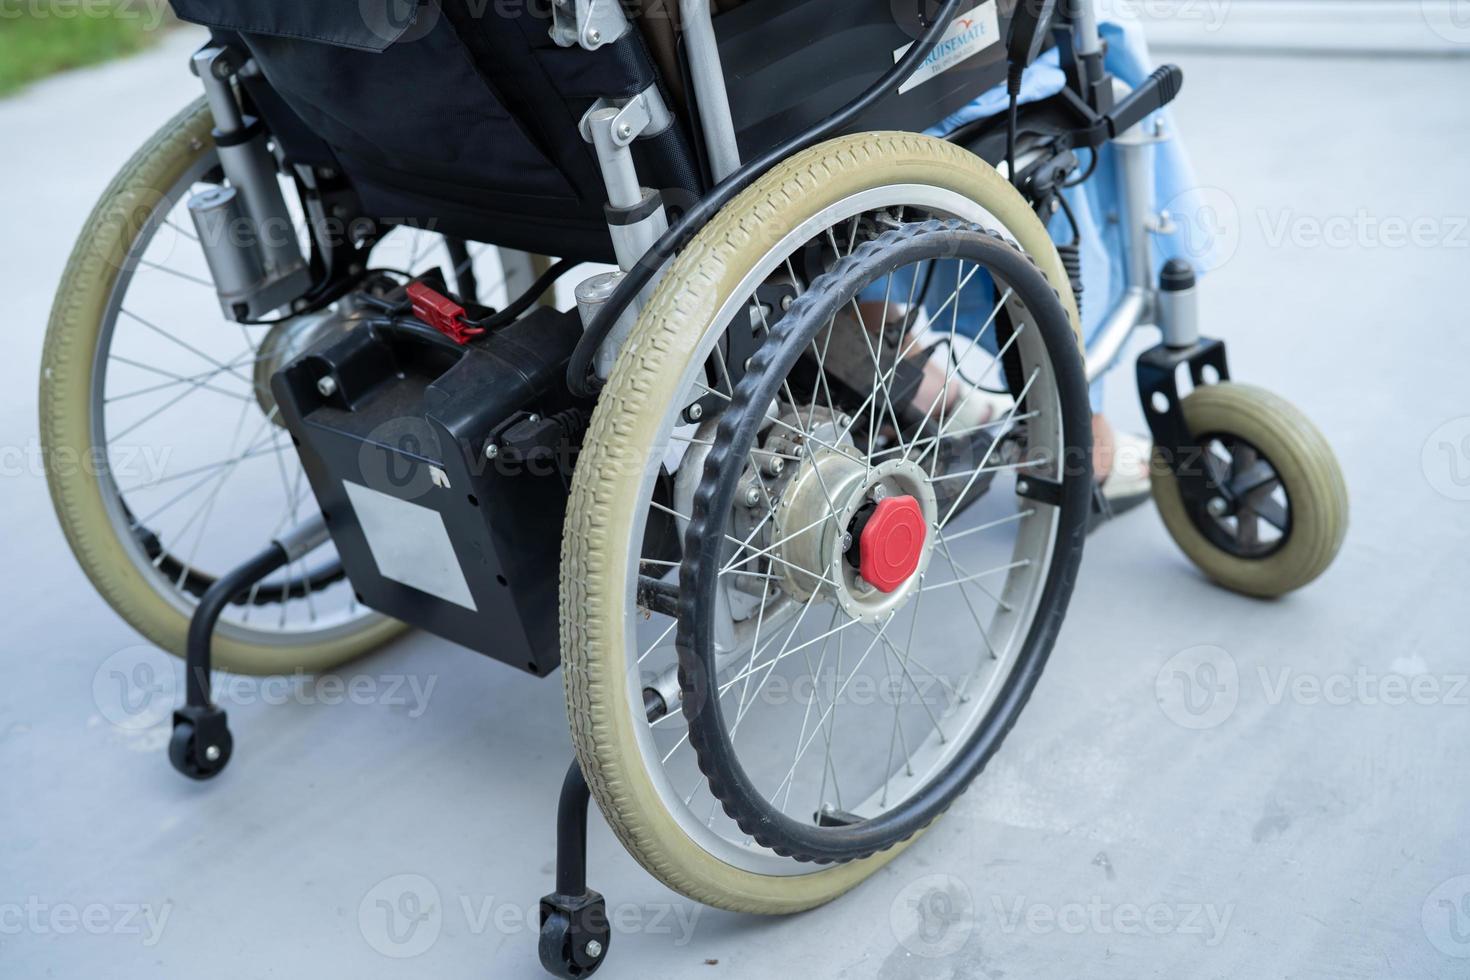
5,28,1470,980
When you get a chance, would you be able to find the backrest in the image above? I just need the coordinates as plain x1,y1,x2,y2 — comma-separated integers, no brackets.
170,0,702,262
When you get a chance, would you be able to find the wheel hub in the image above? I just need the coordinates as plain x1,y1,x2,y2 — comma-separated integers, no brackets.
252,303,370,424
854,495,926,593
772,450,938,622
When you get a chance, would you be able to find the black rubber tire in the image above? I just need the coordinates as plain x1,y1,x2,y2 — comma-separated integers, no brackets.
167,720,230,781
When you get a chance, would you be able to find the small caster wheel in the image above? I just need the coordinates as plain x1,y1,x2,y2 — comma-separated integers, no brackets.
168,706,233,780
538,891,609,978
1152,382,1348,597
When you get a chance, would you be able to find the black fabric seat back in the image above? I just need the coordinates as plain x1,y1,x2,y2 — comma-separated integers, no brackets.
169,0,701,261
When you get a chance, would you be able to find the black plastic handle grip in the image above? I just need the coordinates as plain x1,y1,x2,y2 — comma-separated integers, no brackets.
1106,64,1185,138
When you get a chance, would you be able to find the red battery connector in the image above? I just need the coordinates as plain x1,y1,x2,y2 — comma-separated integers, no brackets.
406,281,484,344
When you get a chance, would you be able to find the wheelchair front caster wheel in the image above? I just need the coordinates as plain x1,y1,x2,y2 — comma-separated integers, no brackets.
168,708,233,780
1152,382,1348,598
538,891,609,978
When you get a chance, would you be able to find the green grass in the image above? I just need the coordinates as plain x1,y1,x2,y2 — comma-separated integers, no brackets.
0,4,172,98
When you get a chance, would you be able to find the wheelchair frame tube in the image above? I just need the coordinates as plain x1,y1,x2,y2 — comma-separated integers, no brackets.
1069,0,1103,57
566,0,970,395
1082,80,1164,383
680,0,742,181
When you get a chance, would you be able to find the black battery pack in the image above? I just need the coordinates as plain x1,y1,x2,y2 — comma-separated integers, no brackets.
272,307,585,676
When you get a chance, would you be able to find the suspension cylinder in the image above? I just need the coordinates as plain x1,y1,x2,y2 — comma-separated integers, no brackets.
188,45,311,321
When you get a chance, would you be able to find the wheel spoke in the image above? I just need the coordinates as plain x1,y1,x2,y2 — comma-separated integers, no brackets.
920,559,1030,593
768,613,895,805
135,258,216,289
936,365,1041,531
910,299,1016,472
1251,492,1289,531
105,353,255,404
631,212,1077,866
115,441,287,495
118,308,253,384
932,535,1004,654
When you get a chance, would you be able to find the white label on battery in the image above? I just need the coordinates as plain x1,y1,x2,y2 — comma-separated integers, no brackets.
343,480,478,611
894,2,1001,95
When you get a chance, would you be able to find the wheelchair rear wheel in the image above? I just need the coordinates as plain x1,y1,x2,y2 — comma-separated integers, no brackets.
562,133,1090,912
40,99,527,674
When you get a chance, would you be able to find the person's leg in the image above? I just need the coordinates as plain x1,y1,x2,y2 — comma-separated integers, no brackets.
914,357,1152,518
859,299,1153,517
1092,412,1152,515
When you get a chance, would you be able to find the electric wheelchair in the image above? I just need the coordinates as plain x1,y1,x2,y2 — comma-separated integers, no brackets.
39,0,1347,973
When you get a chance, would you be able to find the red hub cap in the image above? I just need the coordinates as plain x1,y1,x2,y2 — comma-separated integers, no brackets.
858,496,926,593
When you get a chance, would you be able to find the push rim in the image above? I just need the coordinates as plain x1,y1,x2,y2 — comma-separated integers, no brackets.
679,221,1087,863
616,186,1087,876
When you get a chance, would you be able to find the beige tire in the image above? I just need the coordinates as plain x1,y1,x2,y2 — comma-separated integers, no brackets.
560,132,1078,913
1151,383,1348,598
40,98,405,675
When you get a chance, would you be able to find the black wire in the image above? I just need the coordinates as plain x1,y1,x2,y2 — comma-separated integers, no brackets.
947,344,993,390
1004,63,1024,189
355,292,409,315
929,258,1010,393
1005,93,1019,188
465,257,580,331
228,265,422,326
359,313,467,350
907,257,1006,393
565,0,971,397
229,277,355,326
1054,188,1082,245
366,266,417,281
1062,145,1099,188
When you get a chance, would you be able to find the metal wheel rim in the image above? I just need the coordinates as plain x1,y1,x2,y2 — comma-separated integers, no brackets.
87,147,493,647
1190,431,1292,559
618,185,1068,875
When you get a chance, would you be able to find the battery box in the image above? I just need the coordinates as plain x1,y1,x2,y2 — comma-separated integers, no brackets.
272,307,585,676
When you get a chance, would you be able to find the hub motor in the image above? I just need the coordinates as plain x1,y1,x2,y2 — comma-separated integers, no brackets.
251,298,375,425
772,446,938,621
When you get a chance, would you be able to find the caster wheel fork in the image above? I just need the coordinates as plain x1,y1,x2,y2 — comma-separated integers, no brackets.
166,515,331,780
538,761,611,978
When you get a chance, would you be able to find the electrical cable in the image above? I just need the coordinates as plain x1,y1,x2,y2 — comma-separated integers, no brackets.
1005,63,1023,189
465,257,580,331
1062,144,1098,187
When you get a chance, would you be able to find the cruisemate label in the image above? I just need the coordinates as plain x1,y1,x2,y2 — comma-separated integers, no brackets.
894,2,1002,95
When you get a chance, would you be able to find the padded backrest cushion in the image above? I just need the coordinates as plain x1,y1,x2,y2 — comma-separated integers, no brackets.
170,0,699,260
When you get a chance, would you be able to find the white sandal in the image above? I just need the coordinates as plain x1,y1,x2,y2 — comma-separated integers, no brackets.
1097,429,1154,519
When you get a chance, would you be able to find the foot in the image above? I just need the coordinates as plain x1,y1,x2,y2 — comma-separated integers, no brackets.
910,349,1013,435
1092,416,1153,526
910,352,1011,518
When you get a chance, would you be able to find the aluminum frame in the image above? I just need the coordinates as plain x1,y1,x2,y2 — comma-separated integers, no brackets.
569,0,1192,387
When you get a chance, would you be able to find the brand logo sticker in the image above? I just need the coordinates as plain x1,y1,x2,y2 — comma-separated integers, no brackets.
894,2,1002,95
